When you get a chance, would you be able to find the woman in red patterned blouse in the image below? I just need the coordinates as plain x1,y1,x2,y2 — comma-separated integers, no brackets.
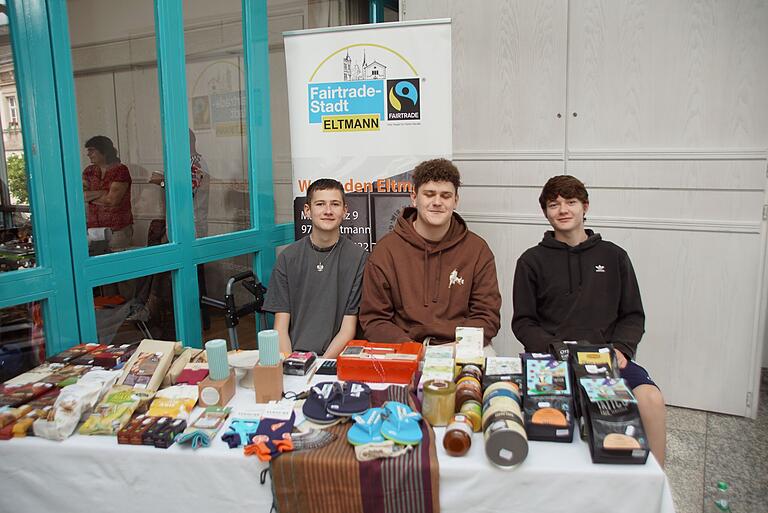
82,136,133,252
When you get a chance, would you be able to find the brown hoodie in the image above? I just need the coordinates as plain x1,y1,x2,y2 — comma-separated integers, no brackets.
360,207,501,345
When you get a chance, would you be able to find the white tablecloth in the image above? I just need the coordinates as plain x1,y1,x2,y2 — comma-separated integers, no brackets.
0,374,675,513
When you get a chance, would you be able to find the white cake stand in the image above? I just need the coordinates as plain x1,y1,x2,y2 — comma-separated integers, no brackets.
227,350,260,389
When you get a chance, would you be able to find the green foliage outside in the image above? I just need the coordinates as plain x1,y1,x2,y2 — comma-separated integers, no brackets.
6,153,28,205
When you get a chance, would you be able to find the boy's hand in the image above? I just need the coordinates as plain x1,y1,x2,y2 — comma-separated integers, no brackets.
614,349,628,369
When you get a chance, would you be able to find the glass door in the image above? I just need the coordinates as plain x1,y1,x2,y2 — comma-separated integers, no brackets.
0,0,79,380
48,0,291,350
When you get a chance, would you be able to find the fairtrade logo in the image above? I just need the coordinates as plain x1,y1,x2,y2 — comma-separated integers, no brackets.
387,78,420,120
389,80,418,110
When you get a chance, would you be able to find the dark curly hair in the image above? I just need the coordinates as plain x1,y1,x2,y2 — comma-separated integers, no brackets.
539,175,589,211
411,158,461,192
84,135,120,164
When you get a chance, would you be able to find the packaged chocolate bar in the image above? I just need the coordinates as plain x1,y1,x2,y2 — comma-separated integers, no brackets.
578,377,649,464
48,343,103,364
3,363,65,386
523,354,571,396
117,340,177,393
0,382,55,408
0,404,32,430
31,370,120,441
71,345,108,365
0,405,52,439
78,386,154,436
153,418,186,448
118,414,157,445
483,356,523,390
147,385,198,420
43,365,93,387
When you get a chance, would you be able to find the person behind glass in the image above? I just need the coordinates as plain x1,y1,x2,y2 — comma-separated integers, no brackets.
263,179,367,359
82,136,133,253
126,130,208,329
147,129,209,240
511,175,666,466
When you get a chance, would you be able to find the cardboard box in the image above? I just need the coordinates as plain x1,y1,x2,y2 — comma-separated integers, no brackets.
117,339,177,393
253,361,283,403
198,371,236,407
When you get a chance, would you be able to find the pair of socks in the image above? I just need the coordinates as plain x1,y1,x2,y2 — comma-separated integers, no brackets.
244,413,296,462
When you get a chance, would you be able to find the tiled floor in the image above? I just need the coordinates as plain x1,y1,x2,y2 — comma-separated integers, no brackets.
665,369,768,513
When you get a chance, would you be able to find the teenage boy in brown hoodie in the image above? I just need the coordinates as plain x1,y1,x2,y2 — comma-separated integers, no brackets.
360,158,501,348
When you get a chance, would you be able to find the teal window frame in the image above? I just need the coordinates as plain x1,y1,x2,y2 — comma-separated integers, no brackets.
55,0,293,348
0,0,80,356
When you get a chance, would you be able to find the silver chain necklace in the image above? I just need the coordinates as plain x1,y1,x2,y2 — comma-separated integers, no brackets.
312,239,339,272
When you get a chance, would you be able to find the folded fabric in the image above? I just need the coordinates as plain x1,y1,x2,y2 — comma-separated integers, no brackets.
347,407,385,445
175,368,209,385
327,381,371,416
222,418,261,449
302,382,338,424
354,440,415,462
291,429,337,451
381,401,423,445
176,406,232,450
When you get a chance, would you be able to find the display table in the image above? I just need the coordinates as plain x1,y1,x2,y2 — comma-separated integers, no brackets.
0,373,675,513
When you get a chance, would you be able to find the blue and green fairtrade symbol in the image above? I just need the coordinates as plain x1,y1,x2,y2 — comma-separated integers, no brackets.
388,81,419,111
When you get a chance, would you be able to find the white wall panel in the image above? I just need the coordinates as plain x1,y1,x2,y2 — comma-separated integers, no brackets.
403,0,568,153
567,0,768,150
73,74,118,168
407,0,768,415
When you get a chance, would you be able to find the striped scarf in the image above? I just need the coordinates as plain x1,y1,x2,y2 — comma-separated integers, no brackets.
270,385,440,513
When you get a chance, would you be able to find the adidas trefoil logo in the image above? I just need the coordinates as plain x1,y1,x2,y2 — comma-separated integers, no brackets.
594,265,605,273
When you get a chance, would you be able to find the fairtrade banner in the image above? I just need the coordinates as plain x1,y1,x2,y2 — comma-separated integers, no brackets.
284,20,452,250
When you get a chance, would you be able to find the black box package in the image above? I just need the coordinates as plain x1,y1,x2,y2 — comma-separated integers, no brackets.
577,377,649,464
562,342,620,438
283,351,317,376
521,353,574,442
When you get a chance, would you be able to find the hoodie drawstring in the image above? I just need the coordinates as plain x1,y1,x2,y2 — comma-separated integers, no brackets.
577,252,583,287
423,248,429,307
422,248,444,305
566,251,583,293
433,251,442,303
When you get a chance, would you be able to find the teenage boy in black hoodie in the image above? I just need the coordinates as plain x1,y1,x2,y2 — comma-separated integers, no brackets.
512,175,666,467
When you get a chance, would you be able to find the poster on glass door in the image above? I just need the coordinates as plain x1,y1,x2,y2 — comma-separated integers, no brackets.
284,19,452,250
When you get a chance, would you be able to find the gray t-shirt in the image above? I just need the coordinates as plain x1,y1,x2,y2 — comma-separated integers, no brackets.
264,236,368,354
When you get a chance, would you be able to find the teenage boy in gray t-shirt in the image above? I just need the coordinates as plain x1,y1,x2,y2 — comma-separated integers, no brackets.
264,179,367,358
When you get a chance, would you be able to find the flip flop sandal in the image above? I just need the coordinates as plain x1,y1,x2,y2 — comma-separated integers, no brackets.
380,401,423,445
302,382,339,424
347,407,386,445
326,381,371,417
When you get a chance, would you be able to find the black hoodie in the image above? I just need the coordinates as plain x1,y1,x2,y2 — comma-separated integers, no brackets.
511,230,645,359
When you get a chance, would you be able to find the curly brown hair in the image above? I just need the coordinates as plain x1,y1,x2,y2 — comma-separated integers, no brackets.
412,158,461,192
539,175,589,211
